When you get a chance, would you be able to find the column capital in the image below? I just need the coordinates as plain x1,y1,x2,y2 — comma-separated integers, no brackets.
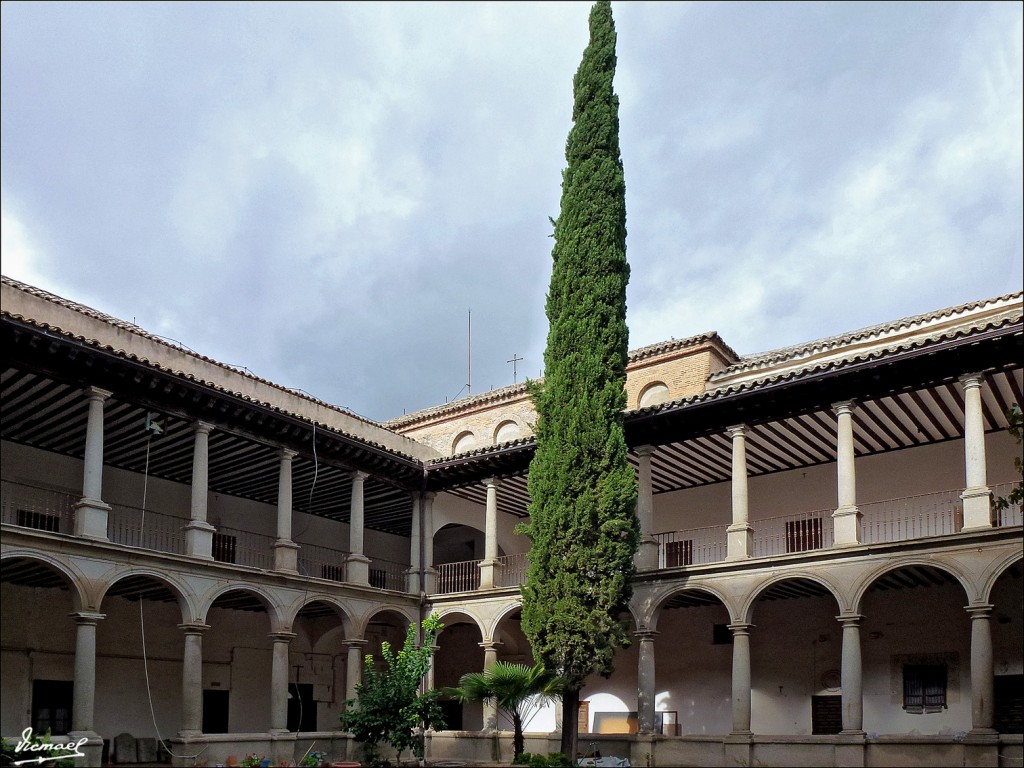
84,386,113,402
727,424,747,438
835,613,864,628
832,400,857,415
958,372,985,389
964,603,994,619
727,622,754,635
343,638,368,650
479,640,503,652
268,631,297,643
484,477,501,489
192,420,215,436
633,629,659,642
279,448,297,462
178,622,210,635
350,470,368,483
69,611,105,625
634,445,657,458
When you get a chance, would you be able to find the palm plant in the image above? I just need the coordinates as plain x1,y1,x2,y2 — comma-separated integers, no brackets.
446,661,564,763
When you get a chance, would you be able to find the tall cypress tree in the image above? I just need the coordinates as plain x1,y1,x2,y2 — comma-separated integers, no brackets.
519,1,639,758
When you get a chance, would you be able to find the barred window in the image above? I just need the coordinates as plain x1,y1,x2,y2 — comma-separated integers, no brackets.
903,664,947,713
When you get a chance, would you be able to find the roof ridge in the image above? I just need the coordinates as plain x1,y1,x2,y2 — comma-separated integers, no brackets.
713,291,1023,379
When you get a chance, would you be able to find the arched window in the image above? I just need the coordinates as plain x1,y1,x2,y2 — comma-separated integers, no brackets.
638,381,670,408
452,431,477,455
493,420,521,444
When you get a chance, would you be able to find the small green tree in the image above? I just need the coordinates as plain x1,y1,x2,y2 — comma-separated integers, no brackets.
339,614,445,767
446,661,564,763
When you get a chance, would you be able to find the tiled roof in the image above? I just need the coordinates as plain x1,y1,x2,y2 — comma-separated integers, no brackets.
1,275,426,462
635,300,1022,418
713,291,1023,383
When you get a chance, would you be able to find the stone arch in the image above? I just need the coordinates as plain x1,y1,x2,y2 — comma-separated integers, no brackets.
851,558,972,615
283,593,355,633
97,567,195,624
741,571,844,624
356,605,414,640
290,596,356,651
493,419,522,444
452,430,477,455
644,583,733,630
638,381,670,409
0,550,88,612
488,599,527,640
980,550,1024,605
435,606,488,640
200,583,284,629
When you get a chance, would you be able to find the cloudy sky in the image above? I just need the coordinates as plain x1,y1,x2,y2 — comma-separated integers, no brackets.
2,2,1021,422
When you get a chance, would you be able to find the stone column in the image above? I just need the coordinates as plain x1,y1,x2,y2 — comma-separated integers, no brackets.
635,447,660,570
480,640,502,730
269,632,296,733
69,612,105,735
479,478,501,589
408,493,422,594
405,493,434,593
837,614,864,733
966,604,996,734
346,471,370,585
344,639,368,703
832,402,862,545
423,492,437,594
273,449,299,572
179,623,210,737
726,425,753,560
424,644,441,693
635,629,659,734
729,623,753,734
185,421,216,559
74,387,112,540
960,374,993,530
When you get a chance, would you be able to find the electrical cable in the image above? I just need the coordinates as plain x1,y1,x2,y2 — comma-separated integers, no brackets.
137,420,208,763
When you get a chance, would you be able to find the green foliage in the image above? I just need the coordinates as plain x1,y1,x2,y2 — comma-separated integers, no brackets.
446,661,563,762
240,754,267,768
299,749,328,767
519,0,638,758
338,614,445,766
516,752,574,768
994,405,1023,512
520,0,638,689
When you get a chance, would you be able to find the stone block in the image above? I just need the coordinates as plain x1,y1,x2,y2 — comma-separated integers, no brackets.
137,737,158,763
114,732,137,763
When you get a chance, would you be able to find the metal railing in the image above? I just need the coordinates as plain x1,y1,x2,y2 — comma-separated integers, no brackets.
498,552,529,587
654,526,728,567
1,480,76,533
753,508,834,557
435,558,482,594
213,525,275,570
297,542,350,582
368,557,409,591
860,489,963,544
108,503,186,554
992,481,1022,527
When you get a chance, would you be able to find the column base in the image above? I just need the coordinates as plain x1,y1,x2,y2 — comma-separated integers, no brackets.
961,486,993,530
832,505,862,546
479,558,501,589
636,537,660,571
726,523,753,560
66,732,104,767
185,520,215,559
73,498,111,540
273,539,300,572
346,553,370,585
